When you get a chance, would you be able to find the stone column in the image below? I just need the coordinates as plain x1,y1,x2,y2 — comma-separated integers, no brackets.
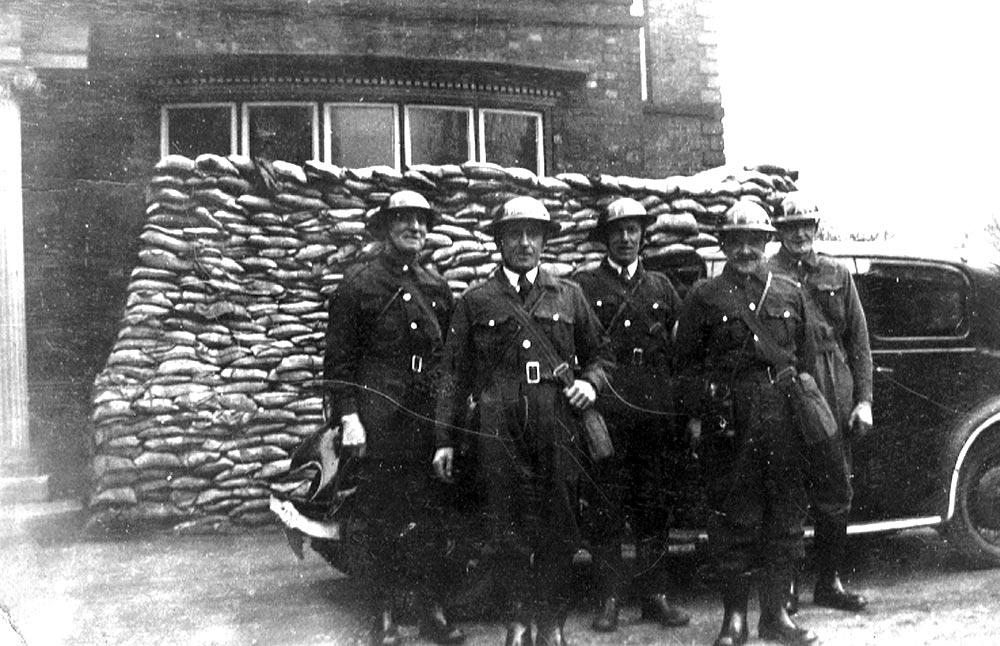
0,89,30,467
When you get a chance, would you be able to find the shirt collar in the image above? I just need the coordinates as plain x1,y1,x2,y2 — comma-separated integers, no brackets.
606,257,640,279
379,249,419,275
502,265,539,289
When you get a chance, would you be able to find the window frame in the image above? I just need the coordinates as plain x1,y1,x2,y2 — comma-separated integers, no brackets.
160,102,238,158
241,101,320,163
478,107,545,176
402,104,475,168
852,257,973,344
323,102,401,171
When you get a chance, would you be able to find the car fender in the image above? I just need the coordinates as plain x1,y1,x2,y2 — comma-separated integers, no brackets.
942,396,1000,522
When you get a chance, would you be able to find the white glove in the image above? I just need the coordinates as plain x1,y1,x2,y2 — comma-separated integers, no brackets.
564,379,597,410
340,413,366,447
849,401,873,427
432,447,455,483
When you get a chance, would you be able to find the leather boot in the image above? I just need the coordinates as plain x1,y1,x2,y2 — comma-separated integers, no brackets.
536,607,568,646
758,571,818,645
591,595,618,633
813,520,868,612
370,608,401,646
712,576,749,646
419,601,466,645
504,601,533,646
640,594,691,627
785,568,800,616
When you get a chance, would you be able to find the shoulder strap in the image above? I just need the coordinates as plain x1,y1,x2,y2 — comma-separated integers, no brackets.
604,274,645,334
497,289,571,377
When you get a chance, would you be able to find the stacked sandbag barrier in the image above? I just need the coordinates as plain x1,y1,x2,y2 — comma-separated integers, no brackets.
88,154,797,531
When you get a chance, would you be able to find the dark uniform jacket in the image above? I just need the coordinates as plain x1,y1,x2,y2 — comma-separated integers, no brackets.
572,259,681,422
323,251,453,461
767,247,873,428
434,267,614,548
674,264,815,420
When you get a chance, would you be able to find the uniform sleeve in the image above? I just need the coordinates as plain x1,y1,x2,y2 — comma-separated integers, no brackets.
842,272,874,404
434,296,476,449
323,280,363,419
672,284,709,417
571,284,615,392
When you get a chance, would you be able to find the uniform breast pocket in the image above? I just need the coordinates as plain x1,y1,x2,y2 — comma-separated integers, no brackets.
708,310,748,350
532,305,576,354
472,312,517,357
760,301,799,346
813,282,846,326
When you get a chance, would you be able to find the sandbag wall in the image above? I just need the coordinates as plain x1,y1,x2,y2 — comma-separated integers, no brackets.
88,155,798,531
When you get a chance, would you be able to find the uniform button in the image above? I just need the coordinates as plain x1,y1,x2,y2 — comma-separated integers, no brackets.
753,334,760,342
623,320,631,328
488,319,495,327
402,264,409,272
596,299,603,307
783,310,791,318
402,292,412,302
748,302,756,312
522,339,532,349
652,302,660,310
552,313,560,321
431,300,437,307
410,322,418,330
722,315,728,322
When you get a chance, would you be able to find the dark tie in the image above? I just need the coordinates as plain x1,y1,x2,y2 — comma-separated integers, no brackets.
517,273,532,302
620,266,631,287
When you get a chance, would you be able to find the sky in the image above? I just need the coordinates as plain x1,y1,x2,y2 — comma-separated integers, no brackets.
713,1,1000,249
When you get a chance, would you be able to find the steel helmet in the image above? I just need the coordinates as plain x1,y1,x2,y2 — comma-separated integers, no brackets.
589,197,655,242
716,199,776,234
366,189,438,234
484,195,562,237
773,192,821,226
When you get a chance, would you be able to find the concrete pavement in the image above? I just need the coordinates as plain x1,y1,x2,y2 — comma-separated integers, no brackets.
2,504,999,646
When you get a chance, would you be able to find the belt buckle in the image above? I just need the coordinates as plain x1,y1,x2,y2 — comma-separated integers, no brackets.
525,360,541,384
410,354,423,373
632,347,644,365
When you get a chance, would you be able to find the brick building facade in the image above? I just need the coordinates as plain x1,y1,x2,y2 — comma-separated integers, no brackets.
0,0,724,501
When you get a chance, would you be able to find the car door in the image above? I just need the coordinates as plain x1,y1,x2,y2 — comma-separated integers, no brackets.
849,256,976,521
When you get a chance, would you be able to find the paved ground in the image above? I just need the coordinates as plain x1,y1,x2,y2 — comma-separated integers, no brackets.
2,504,999,646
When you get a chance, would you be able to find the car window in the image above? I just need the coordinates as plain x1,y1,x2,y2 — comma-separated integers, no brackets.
854,258,970,339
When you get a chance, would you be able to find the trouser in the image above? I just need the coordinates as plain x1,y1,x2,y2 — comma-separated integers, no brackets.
701,377,808,580
349,458,460,605
587,417,673,597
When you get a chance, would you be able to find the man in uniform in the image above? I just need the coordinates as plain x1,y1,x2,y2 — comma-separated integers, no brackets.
767,193,873,613
571,197,690,633
433,196,614,646
323,190,465,646
674,200,819,646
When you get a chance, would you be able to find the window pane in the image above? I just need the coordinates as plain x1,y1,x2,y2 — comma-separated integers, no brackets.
482,110,540,172
247,104,314,164
855,261,969,338
328,105,396,168
165,106,233,157
407,106,470,165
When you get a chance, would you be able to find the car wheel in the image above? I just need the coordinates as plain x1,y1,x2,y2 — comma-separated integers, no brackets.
947,431,1000,567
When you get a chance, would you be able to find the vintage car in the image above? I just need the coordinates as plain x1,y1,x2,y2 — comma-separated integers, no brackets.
692,240,1000,567
271,239,1000,612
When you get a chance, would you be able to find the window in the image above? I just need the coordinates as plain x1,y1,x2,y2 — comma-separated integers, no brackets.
404,105,474,167
854,260,970,339
479,109,544,176
242,103,319,165
161,101,544,174
324,103,399,170
160,104,237,158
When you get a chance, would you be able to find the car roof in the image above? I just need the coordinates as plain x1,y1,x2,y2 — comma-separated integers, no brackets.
698,240,1000,272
